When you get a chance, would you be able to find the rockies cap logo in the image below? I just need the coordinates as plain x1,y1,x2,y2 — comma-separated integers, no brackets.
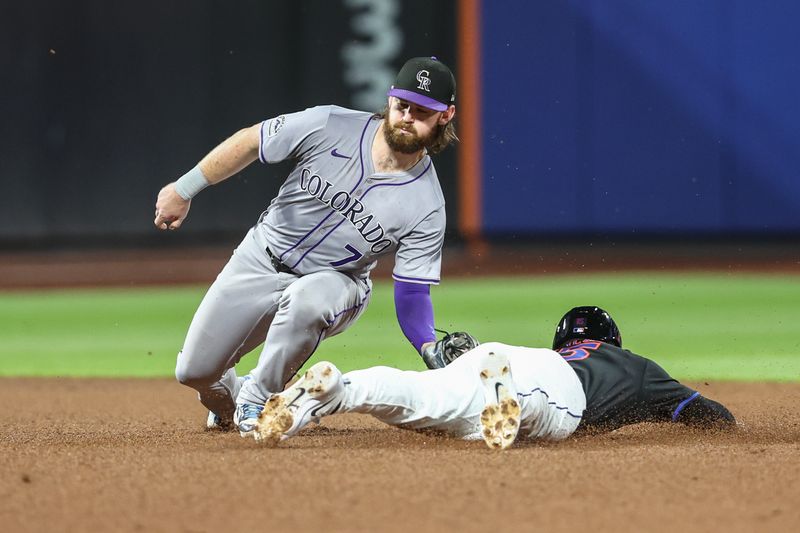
416,69,431,92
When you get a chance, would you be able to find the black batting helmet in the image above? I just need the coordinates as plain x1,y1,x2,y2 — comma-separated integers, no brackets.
552,306,622,350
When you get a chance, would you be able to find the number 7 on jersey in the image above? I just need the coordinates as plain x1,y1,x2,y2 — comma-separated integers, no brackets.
329,244,363,267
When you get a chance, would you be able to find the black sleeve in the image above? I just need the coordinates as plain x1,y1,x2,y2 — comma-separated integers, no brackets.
674,395,736,428
566,343,737,432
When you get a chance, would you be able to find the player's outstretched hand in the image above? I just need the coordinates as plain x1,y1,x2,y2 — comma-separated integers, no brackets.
154,183,191,230
421,331,480,369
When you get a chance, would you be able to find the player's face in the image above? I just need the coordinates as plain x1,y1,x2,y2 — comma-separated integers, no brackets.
384,97,452,154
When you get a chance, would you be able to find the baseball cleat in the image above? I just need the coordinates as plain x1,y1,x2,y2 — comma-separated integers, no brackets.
206,411,235,431
207,374,251,432
479,351,521,450
253,361,344,446
234,403,264,437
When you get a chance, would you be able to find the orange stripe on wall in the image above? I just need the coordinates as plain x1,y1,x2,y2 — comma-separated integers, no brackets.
457,0,483,242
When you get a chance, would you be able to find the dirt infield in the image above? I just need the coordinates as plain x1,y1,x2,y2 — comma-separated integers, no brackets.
1,378,797,532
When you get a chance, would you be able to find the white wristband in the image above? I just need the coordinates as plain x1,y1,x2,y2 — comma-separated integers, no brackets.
174,165,210,200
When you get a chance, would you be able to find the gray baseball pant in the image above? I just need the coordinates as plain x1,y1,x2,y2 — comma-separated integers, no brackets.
174,226,372,419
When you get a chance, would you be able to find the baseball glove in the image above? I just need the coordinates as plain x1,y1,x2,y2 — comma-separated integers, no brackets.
421,330,480,370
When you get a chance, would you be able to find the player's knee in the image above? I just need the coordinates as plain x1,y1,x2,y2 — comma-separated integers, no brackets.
174,351,216,389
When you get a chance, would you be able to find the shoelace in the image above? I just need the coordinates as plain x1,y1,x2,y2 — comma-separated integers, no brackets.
240,404,263,419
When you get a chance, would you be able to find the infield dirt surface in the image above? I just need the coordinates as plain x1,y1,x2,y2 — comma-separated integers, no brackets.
1,378,798,532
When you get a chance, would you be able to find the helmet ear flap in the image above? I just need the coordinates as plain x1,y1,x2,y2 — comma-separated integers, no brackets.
553,306,622,350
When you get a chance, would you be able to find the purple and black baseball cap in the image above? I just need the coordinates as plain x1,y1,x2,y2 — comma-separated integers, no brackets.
387,56,456,112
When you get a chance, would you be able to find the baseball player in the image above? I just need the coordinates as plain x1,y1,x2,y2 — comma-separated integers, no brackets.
153,57,458,435
251,307,735,450
253,340,586,450
552,306,735,433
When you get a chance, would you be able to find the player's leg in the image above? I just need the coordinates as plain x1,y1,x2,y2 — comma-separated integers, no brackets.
334,351,490,437
252,357,463,445
245,348,494,441
339,345,584,446
175,228,284,428
249,345,582,446
235,270,371,434
253,360,346,445
477,350,521,450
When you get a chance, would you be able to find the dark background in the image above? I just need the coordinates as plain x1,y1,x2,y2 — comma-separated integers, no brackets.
1,0,457,248
1,0,798,252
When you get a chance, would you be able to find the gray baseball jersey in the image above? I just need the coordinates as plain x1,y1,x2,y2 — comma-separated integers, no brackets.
257,105,445,284
176,105,449,415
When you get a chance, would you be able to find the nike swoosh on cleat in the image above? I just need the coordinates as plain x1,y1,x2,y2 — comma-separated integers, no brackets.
494,381,503,402
330,148,351,159
310,397,340,417
287,387,306,408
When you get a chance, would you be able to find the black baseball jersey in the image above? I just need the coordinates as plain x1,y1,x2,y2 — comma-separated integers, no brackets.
556,340,699,432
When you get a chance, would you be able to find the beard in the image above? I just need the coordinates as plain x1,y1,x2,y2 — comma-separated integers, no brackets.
383,120,437,154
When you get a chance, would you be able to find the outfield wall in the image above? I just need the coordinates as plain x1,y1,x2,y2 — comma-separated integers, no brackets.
473,0,800,237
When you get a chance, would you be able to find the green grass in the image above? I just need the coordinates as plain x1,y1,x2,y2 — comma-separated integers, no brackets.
1,273,798,381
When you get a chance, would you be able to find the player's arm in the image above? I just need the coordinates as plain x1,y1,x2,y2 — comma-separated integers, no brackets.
639,358,737,429
394,281,438,366
392,207,446,368
673,394,736,428
154,123,261,230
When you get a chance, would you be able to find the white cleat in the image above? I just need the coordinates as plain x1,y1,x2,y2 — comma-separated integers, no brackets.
254,361,344,446
479,351,521,450
206,410,234,431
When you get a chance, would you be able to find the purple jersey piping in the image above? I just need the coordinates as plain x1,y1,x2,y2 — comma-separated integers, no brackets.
283,287,372,387
328,287,372,324
258,121,267,163
392,273,441,284
519,388,584,419
289,159,434,269
278,117,375,263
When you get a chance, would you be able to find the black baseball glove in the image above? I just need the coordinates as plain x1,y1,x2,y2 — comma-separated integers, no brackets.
421,330,480,370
